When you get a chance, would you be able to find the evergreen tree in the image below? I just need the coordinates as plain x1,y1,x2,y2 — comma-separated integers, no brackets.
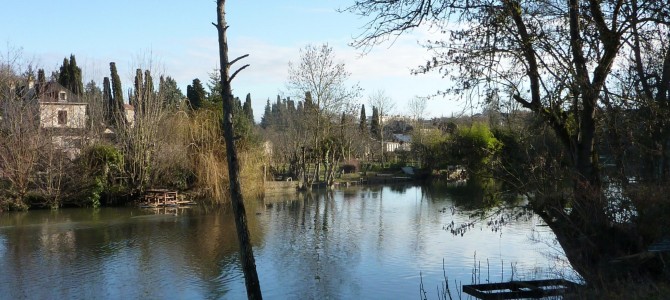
296,100,304,115
270,101,279,124
132,69,155,114
274,95,285,128
103,77,114,124
158,76,184,107
84,80,102,101
359,104,367,134
232,96,254,143
144,70,154,99
186,86,194,109
57,55,84,95
144,70,154,114
286,98,296,114
207,70,222,103
233,96,243,115
243,93,254,124
133,68,143,110
186,78,206,110
69,54,84,95
260,99,272,128
110,62,124,111
58,58,70,89
304,91,315,114
370,106,381,139
36,69,46,95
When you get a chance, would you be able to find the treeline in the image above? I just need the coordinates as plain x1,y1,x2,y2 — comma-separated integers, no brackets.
0,53,262,211
259,91,401,186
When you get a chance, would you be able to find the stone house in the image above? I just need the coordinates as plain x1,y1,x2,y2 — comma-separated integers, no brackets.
385,133,412,152
36,81,88,158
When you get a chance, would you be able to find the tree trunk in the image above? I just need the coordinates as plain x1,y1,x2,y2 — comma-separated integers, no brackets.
215,1,262,299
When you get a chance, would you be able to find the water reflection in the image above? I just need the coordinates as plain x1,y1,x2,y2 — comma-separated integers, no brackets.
0,184,573,299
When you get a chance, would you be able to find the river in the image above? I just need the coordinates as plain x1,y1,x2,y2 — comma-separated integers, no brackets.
0,183,574,299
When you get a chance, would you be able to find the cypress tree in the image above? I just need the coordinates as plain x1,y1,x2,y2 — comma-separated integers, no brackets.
144,70,154,111
36,69,46,95
103,77,113,124
144,70,153,94
286,98,296,114
57,55,84,95
260,99,272,128
235,96,243,112
110,62,124,112
359,104,367,134
370,106,381,139
69,54,84,95
58,58,70,89
296,101,304,115
243,93,254,124
304,91,314,114
133,69,143,111
193,78,206,108
270,102,278,125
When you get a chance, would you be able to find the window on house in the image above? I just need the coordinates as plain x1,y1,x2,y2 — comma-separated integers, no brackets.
59,91,67,101
58,110,67,125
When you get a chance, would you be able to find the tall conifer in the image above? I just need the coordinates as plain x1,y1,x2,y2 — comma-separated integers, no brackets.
243,93,254,124
36,69,46,95
58,58,70,89
110,62,124,111
260,99,272,128
133,69,143,110
359,104,367,134
57,55,84,95
186,78,205,109
370,106,381,139
69,54,84,95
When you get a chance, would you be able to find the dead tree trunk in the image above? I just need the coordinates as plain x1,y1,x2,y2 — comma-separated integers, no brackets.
215,1,262,299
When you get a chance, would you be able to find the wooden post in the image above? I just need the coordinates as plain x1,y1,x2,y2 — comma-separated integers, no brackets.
215,1,262,299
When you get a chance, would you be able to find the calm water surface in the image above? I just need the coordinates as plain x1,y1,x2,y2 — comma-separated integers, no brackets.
0,184,573,299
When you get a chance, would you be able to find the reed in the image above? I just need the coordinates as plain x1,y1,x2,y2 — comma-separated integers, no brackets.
155,107,265,203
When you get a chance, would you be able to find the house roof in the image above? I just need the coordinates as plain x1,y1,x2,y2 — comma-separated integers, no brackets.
38,81,83,104
393,134,412,143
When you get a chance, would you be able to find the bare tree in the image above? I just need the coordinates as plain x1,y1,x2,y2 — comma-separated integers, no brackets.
215,1,262,299
0,94,42,210
286,44,361,186
407,96,427,165
0,48,44,209
407,96,427,125
287,44,360,117
368,90,395,165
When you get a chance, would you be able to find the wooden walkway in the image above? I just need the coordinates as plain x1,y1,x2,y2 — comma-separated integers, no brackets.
139,189,195,208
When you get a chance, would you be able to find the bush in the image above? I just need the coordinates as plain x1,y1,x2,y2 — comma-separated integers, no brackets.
69,144,125,207
449,123,502,175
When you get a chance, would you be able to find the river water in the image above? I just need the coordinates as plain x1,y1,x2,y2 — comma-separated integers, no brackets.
0,183,574,299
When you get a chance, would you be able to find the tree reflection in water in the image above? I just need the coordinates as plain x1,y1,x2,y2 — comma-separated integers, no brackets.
0,184,573,299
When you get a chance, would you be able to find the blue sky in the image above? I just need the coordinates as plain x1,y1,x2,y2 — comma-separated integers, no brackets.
1,1,466,120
